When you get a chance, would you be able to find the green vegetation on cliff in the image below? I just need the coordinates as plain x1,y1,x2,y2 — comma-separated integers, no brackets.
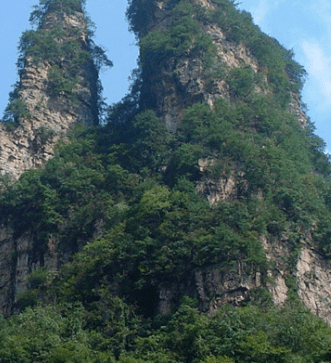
1,0,111,124
1,0,331,362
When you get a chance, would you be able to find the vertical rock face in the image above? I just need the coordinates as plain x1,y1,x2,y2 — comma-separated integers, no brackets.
0,6,98,180
0,4,99,314
296,245,331,326
288,91,308,129
158,263,262,315
0,223,60,316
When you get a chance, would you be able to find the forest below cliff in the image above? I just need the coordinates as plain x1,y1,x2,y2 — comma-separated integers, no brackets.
1,0,331,362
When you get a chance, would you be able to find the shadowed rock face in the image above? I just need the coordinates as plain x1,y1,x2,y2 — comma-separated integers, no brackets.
158,263,262,315
0,8,98,180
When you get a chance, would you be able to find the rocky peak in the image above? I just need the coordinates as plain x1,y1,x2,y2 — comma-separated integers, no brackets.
0,3,98,180
132,0,331,325
0,1,102,314
138,0,306,133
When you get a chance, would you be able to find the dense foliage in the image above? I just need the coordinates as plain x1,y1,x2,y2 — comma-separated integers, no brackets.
29,0,86,27
1,0,331,361
131,0,306,112
0,94,331,361
1,299,331,362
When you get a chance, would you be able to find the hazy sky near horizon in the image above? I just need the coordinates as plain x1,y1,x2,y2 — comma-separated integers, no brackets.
0,0,330,151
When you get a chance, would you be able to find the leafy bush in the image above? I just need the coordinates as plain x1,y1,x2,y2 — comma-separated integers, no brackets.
30,0,87,27
18,29,63,64
140,1,215,70
227,67,255,98
3,99,31,122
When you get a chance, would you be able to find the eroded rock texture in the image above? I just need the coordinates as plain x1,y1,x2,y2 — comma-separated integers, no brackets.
158,263,262,315
140,0,306,133
263,238,331,326
0,6,99,314
0,8,98,179
296,245,331,326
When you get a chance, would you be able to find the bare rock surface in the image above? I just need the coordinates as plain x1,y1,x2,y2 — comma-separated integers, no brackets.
197,158,238,204
296,245,331,325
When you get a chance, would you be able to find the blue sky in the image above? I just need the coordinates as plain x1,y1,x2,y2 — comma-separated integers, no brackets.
0,1,330,151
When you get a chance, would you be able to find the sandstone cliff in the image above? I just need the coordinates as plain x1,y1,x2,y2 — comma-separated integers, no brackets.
0,7,98,180
0,4,99,314
139,0,307,133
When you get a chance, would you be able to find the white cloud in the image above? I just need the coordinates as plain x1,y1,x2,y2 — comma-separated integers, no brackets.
302,0,331,106
302,41,331,109
302,42,329,72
